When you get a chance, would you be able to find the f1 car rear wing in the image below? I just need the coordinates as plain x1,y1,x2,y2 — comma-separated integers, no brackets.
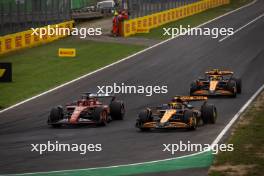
205,70,234,76
173,96,208,102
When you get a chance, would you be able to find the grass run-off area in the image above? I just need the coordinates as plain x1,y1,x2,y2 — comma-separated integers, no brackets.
134,0,254,39
209,92,264,176
0,38,144,108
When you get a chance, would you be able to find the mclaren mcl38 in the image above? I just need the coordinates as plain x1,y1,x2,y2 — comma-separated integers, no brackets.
136,96,217,131
190,69,242,97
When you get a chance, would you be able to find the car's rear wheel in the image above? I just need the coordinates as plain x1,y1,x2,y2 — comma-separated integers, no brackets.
110,101,125,120
92,107,107,126
232,78,242,94
183,110,197,130
137,109,153,131
201,104,217,124
227,81,237,98
48,106,63,128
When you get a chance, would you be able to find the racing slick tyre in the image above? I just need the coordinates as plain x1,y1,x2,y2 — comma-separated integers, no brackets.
110,101,125,120
201,104,217,124
137,109,153,131
232,78,242,94
48,106,63,128
183,110,197,130
92,107,107,126
190,81,198,95
227,81,237,98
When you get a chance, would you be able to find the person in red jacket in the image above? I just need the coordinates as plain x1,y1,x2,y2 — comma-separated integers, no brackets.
121,10,129,20
112,10,129,36
112,11,119,36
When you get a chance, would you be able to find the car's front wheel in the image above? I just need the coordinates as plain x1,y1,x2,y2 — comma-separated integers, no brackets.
136,109,153,131
201,104,217,124
48,106,64,128
110,101,125,120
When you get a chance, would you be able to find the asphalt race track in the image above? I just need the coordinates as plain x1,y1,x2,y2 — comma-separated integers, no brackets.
1,1,264,175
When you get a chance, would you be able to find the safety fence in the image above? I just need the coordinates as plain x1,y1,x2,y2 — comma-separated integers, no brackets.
128,0,201,19
0,0,71,36
122,0,230,37
0,21,74,55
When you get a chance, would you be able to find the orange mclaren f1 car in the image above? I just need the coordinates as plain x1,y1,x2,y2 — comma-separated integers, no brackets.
135,96,217,131
190,69,242,97
47,93,125,128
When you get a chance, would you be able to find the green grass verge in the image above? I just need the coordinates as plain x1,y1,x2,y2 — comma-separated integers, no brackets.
209,93,264,176
16,151,213,176
134,0,254,40
0,38,144,108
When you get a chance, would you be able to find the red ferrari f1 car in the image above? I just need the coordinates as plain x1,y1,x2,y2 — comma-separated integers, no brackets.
47,93,125,127
190,69,242,97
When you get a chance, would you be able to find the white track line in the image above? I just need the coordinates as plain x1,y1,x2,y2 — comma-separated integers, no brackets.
0,0,258,115
7,83,264,176
6,150,208,176
212,83,264,145
219,12,264,42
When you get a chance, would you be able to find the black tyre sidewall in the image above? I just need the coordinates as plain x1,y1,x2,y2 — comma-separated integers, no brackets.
201,104,217,124
138,109,152,123
49,106,63,123
110,101,125,120
93,107,107,126
233,78,242,94
137,109,152,131
227,80,237,97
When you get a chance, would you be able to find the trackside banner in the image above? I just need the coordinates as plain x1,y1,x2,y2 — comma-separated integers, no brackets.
122,0,230,37
0,21,74,55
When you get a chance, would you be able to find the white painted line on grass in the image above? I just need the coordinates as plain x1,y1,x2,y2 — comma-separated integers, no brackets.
219,12,264,42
